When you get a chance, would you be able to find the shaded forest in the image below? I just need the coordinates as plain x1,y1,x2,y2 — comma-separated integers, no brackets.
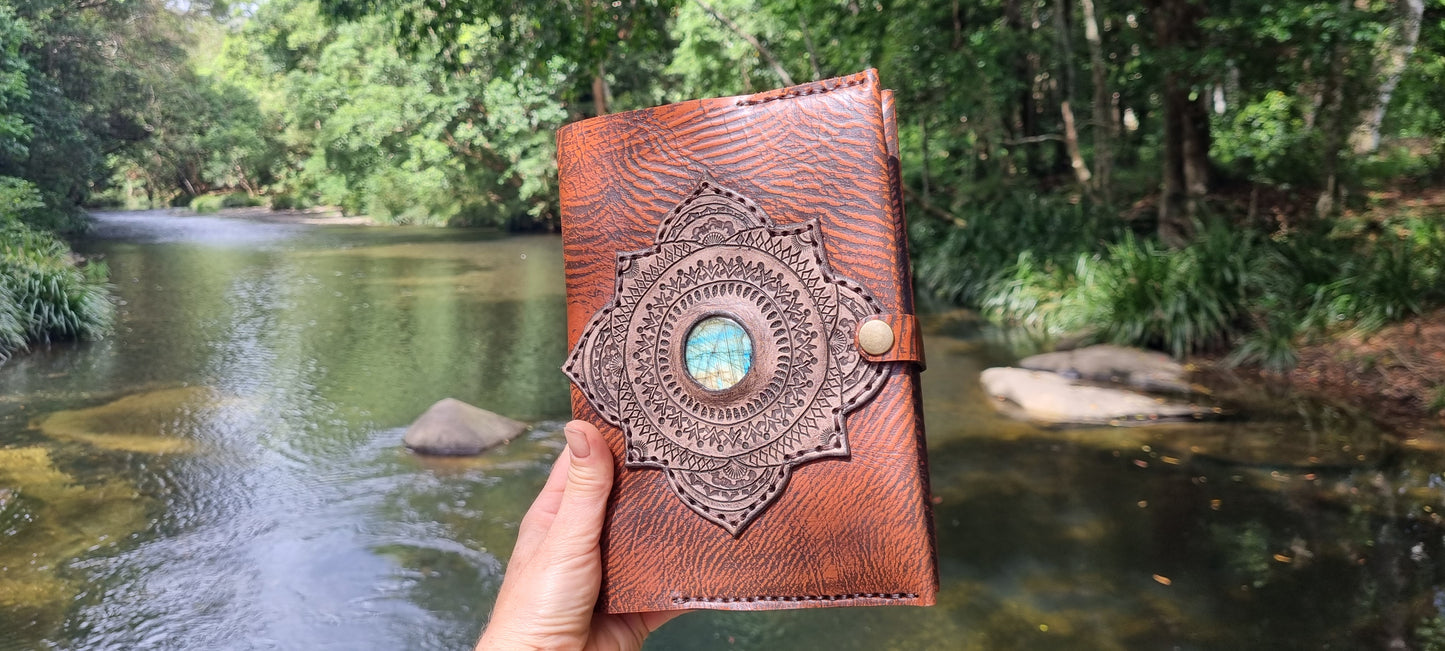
2,0,1444,378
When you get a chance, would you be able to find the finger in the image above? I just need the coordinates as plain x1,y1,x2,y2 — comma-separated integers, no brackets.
640,609,685,632
539,420,614,562
508,446,573,571
591,609,687,649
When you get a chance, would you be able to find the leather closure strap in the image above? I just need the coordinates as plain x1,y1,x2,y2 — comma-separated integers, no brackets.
856,314,925,369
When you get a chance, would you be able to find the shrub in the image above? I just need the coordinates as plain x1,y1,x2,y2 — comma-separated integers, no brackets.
189,192,262,213
0,280,22,354
1227,315,1301,372
1288,217,1445,333
269,193,310,211
911,193,1122,306
985,222,1268,357
220,192,262,208
980,251,1095,337
189,194,225,214
0,221,113,360
363,166,460,225
1211,91,1321,188
0,176,43,220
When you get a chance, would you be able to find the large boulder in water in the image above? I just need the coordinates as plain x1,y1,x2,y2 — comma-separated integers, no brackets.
403,399,527,456
980,367,1212,426
1019,344,1191,393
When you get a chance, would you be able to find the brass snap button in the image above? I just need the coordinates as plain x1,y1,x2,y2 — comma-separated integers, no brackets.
858,319,894,355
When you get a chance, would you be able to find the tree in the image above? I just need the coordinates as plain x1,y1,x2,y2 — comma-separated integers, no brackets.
1350,0,1426,154
1148,0,1212,244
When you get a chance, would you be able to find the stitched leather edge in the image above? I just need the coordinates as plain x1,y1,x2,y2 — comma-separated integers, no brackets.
735,71,872,106
672,592,919,605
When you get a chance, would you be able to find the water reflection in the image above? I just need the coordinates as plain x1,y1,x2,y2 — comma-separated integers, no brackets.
0,210,1441,649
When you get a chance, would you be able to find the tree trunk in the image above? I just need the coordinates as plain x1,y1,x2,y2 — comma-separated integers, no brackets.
1080,0,1114,200
1350,0,1425,155
592,61,610,116
1060,100,1092,186
1005,0,1042,173
952,0,964,50
1182,89,1210,201
1316,0,1355,219
1150,0,1210,244
1053,0,1092,188
583,0,608,117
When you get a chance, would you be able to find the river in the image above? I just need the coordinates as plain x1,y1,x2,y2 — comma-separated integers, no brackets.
1,210,1442,650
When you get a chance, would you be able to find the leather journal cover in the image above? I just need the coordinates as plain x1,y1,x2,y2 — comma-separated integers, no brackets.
558,69,937,613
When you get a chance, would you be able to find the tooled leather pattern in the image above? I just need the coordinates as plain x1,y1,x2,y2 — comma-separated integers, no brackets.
563,176,888,535
558,69,938,613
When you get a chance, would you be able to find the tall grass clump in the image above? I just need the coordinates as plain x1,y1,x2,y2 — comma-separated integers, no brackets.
956,209,1445,371
912,194,1123,305
0,185,114,361
1306,218,1445,332
0,279,23,354
984,222,1269,358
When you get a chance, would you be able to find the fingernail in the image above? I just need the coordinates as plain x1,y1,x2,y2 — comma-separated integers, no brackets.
564,423,591,459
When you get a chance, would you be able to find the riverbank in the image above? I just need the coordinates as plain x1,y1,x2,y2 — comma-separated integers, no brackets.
1286,309,1445,439
1190,308,1445,442
184,206,375,226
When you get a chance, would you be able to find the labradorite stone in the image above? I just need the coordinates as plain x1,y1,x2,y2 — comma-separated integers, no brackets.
684,316,753,390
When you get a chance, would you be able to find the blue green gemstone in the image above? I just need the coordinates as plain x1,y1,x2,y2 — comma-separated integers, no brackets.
684,316,753,390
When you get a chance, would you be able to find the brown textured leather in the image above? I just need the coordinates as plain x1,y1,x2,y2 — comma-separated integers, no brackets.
857,314,926,367
562,175,891,536
558,70,938,613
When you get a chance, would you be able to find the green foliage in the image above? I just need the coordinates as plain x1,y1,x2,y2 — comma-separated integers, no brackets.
984,223,1268,357
189,195,224,214
1308,218,1445,332
269,193,307,210
0,221,113,360
1227,316,1301,372
1428,386,1445,414
214,0,580,227
114,74,280,206
1211,91,1320,187
0,176,43,220
912,194,1122,306
0,6,33,159
1419,613,1445,651
980,252,1097,338
1380,5,1445,155
972,212,1445,364
1358,144,1443,189
188,193,261,213
0,0,1443,369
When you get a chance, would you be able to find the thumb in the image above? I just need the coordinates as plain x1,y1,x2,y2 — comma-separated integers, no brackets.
543,420,615,560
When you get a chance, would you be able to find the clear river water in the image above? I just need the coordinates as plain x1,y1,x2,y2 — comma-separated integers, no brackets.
1,210,1443,650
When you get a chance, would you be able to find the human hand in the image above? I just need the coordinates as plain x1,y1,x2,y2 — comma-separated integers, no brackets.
477,420,682,650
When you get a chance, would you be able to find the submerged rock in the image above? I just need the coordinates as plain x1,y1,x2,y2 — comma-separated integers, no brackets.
0,447,149,614
1019,344,1191,393
980,367,1212,426
33,386,217,454
403,398,527,456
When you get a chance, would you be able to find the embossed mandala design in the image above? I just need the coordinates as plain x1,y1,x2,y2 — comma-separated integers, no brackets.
563,176,887,535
